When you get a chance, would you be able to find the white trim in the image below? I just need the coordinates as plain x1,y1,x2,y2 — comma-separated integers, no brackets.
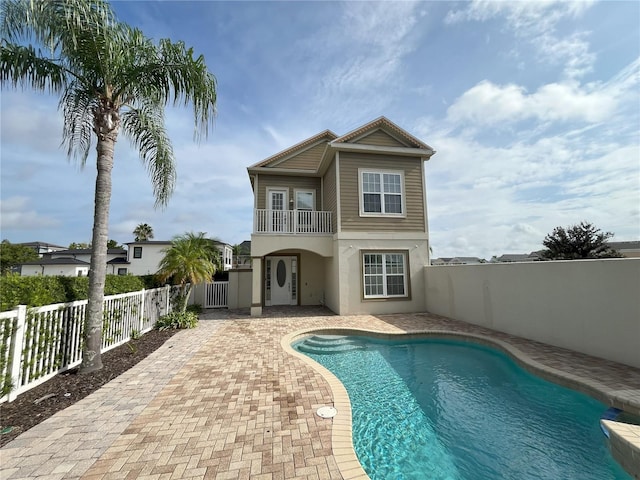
358,168,406,218
330,142,434,158
335,152,341,233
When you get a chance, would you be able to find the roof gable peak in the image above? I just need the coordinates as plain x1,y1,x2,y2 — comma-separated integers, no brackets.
249,129,338,169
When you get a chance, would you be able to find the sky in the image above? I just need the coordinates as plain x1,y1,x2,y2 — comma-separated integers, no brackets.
1,0,639,260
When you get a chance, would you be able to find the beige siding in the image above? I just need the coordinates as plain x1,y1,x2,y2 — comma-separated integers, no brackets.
353,129,408,148
256,175,321,210
274,142,326,171
322,159,338,232
338,152,425,232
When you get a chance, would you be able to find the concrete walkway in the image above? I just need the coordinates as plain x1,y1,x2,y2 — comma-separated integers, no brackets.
1,307,639,479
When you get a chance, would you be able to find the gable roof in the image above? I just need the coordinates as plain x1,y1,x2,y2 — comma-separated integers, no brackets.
332,116,433,151
249,130,337,169
248,117,435,176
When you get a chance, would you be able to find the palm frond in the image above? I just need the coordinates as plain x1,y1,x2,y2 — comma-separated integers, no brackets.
120,103,176,208
114,29,217,142
157,232,216,286
60,80,97,165
0,43,67,93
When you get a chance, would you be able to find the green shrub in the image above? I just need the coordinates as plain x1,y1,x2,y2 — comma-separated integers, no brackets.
155,311,198,330
0,274,66,311
186,304,202,314
104,275,145,295
0,274,147,311
138,274,165,289
57,276,89,302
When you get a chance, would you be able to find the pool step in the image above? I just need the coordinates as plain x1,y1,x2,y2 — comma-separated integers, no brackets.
298,335,365,355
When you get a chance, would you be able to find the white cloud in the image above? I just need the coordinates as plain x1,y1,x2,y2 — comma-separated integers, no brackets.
308,1,424,123
446,80,618,126
0,196,61,230
445,0,596,79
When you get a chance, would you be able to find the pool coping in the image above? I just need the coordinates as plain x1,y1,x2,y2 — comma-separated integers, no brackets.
281,327,640,480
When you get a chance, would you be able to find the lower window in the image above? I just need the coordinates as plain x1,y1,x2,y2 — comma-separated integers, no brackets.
362,251,408,298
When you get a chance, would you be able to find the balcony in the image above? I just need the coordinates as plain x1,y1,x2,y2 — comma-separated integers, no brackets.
254,209,332,235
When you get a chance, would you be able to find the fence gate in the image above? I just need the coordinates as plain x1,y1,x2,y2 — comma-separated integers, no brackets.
204,281,228,308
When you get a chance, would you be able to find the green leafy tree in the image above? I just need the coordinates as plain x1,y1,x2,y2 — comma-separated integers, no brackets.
0,240,39,275
157,232,218,312
69,242,91,249
133,223,154,242
107,239,122,249
542,221,622,260
1,0,217,372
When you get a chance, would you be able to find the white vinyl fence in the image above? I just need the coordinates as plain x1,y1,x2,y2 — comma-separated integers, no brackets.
204,281,229,308
0,285,180,403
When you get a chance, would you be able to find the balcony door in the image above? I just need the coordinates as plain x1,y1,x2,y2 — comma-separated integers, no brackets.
268,188,288,233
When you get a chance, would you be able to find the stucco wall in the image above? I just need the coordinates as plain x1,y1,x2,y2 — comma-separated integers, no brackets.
299,251,325,306
228,270,253,309
424,259,640,368
335,236,429,315
127,244,168,275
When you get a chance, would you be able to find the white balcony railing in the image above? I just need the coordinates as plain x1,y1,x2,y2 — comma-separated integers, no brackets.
254,209,332,234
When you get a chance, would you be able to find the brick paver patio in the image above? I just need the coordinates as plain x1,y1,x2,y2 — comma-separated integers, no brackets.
1,307,639,479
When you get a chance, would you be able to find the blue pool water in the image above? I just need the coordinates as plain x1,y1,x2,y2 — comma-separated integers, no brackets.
294,335,631,480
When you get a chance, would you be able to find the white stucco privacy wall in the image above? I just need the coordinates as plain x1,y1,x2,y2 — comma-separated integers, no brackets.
424,258,640,368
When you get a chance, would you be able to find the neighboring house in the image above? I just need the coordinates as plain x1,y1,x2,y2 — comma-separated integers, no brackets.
211,240,233,271
247,116,435,316
17,241,66,257
431,257,485,265
125,241,172,275
607,241,640,258
20,257,90,277
494,252,545,263
20,248,127,277
234,240,252,269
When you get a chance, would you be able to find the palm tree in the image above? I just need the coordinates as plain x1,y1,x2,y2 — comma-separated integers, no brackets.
133,223,154,242
1,0,217,373
156,232,218,312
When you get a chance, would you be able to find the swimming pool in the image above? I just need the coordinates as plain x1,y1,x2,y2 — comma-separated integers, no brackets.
294,335,631,480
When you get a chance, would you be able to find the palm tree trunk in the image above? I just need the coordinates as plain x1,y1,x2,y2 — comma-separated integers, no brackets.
80,131,117,373
181,284,192,313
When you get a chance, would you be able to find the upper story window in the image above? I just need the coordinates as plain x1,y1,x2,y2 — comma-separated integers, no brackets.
133,247,142,259
359,169,404,216
295,190,314,211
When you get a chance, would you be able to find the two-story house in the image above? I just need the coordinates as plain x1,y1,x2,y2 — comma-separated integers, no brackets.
248,117,435,316
125,241,172,276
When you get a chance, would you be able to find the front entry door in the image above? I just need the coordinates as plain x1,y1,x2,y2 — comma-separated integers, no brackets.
266,256,297,306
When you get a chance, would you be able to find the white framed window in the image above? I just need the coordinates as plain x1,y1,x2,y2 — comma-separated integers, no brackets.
295,189,315,233
362,251,408,298
295,189,315,211
359,169,404,216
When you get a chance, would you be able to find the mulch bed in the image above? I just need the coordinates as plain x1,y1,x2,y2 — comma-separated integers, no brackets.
0,329,177,447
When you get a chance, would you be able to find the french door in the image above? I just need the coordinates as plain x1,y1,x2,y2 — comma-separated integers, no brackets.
268,189,288,233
